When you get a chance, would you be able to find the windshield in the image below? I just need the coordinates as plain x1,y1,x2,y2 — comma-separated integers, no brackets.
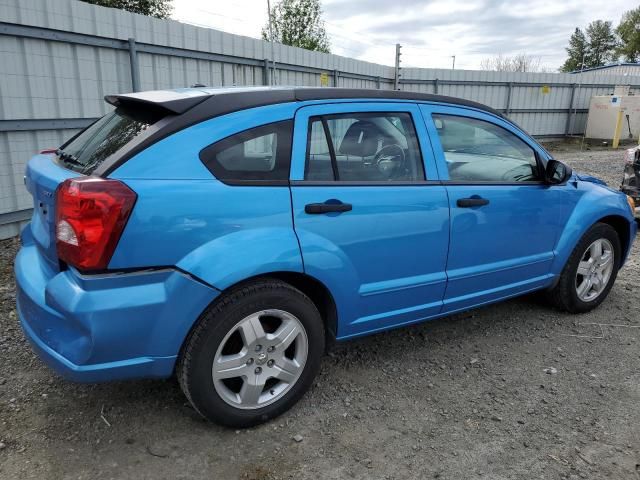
57,108,160,174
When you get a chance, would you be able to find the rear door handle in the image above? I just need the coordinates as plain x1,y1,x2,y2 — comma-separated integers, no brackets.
457,197,490,208
305,201,353,214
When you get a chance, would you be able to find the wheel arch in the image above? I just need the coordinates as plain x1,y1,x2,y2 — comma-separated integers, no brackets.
180,271,338,360
552,198,635,277
546,215,630,312
597,214,632,262
265,272,338,345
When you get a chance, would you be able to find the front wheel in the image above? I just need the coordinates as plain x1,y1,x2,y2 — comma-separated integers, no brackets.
547,223,621,313
177,279,324,427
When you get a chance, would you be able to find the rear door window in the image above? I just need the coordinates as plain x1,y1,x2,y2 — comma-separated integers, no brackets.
200,120,293,184
305,112,425,182
57,108,161,174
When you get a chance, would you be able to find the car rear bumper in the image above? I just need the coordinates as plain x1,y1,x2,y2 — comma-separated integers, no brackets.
15,227,219,383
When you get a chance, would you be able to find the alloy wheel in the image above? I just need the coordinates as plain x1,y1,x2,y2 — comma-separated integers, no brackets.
575,238,615,302
211,309,308,410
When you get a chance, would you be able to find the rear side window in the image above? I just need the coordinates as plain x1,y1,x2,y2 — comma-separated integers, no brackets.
58,107,161,174
200,121,293,184
305,112,425,182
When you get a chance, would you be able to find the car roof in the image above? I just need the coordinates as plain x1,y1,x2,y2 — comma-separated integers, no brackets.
97,86,510,177
105,86,504,119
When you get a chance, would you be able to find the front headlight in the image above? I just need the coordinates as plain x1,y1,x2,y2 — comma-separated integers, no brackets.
627,195,636,215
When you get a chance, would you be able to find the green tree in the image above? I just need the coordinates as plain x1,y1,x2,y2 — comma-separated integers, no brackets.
560,20,618,71
616,6,640,62
79,0,172,19
585,20,618,67
560,28,588,72
262,0,330,53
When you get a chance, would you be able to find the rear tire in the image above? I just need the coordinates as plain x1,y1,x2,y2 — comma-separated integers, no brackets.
547,223,621,313
177,279,324,428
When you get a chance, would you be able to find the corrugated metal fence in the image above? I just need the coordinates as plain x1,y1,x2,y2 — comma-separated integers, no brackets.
1,0,639,238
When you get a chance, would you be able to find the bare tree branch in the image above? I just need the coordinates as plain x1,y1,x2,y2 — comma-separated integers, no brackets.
480,53,544,72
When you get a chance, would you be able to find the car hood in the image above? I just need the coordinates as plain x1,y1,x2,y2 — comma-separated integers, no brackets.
574,172,608,186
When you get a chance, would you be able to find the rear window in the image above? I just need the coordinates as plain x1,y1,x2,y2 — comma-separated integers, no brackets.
199,120,293,185
57,108,161,174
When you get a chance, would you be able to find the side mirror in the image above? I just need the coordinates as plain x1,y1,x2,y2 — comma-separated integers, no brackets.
545,159,572,184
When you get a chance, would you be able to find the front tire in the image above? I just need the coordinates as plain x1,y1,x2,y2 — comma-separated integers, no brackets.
547,222,621,313
177,279,324,427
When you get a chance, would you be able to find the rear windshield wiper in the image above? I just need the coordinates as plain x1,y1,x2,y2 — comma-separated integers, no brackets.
56,148,83,167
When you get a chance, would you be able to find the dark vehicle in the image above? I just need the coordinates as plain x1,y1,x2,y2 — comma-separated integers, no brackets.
621,145,640,221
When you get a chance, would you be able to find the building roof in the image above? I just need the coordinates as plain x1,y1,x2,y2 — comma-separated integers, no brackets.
570,62,640,74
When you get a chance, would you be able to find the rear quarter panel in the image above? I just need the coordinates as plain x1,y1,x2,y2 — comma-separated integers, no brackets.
109,103,304,289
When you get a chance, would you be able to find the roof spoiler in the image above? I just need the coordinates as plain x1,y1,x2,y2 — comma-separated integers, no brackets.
104,90,210,115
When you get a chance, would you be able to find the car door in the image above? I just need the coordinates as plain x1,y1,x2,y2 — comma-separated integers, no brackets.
289,102,450,339
420,104,571,313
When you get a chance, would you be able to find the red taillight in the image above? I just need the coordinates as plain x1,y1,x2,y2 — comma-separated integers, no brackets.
55,177,136,271
40,148,57,154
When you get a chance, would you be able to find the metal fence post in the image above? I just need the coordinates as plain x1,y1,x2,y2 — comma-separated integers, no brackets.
433,78,439,94
376,76,381,89
333,69,339,88
263,59,270,86
505,82,513,116
128,37,140,92
564,83,577,136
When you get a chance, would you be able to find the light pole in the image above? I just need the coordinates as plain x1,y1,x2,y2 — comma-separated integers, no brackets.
394,43,402,90
451,55,456,70
573,52,586,135
576,51,587,147
266,0,276,85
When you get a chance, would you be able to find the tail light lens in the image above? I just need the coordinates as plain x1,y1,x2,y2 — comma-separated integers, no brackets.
55,177,136,271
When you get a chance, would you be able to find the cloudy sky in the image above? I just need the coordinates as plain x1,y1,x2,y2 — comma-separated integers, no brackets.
172,0,633,71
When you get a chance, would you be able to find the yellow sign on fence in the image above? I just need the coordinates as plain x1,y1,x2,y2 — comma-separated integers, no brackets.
320,72,329,87
541,85,551,94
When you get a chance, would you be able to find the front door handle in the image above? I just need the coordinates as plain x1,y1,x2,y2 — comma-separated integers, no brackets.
305,201,353,214
457,197,490,208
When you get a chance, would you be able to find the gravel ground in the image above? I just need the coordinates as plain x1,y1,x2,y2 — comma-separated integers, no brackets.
1,144,639,480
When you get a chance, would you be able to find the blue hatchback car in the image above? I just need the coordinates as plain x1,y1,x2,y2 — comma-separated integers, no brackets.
15,87,637,426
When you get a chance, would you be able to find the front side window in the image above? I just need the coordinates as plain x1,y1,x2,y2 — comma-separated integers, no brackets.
305,112,425,182
200,120,293,183
432,114,539,182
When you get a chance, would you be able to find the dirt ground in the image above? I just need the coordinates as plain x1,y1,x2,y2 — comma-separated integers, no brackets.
1,144,639,480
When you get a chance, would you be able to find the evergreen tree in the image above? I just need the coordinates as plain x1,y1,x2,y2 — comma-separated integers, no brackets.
585,20,618,67
616,6,640,62
560,20,618,71
561,28,588,72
